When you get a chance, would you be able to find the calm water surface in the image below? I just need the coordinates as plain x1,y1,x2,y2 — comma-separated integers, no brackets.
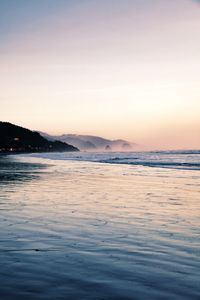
0,153,199,300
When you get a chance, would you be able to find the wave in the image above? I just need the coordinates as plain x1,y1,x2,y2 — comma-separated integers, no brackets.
23,150,200,171
148,150,200,155
99,159,200,170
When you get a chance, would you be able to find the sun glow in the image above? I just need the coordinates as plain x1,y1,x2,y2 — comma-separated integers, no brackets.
0,0,200,149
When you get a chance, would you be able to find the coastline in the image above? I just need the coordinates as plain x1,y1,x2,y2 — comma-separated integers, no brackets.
0,149,79,156
0,155,199,299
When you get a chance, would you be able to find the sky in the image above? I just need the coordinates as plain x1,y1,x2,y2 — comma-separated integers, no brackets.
0,0,200,149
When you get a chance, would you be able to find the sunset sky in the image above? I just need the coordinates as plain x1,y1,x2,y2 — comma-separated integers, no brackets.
0,0,200,149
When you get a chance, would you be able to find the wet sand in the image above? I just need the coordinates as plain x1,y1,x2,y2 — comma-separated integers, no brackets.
0,155,200,299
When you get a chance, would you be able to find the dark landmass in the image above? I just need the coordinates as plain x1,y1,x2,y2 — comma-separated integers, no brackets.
105,145,111,151
40,132,137,151
0,122,79,154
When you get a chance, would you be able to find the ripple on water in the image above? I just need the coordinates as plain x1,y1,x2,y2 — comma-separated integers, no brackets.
0,156,199,300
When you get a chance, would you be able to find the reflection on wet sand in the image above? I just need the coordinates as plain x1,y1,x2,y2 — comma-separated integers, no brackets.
0,155,48,184
0,155,199,300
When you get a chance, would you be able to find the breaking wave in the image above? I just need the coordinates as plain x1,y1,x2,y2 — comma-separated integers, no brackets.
24,150,200,171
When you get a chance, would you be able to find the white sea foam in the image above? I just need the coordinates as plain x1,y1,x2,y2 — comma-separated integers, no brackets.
24,150,200,171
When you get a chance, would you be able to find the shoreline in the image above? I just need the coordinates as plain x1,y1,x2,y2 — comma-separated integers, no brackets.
10,150,200,172
0,156,199,299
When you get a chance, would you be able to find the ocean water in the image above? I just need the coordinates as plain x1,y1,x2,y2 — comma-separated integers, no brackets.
0,152,200,300
25,149,200,170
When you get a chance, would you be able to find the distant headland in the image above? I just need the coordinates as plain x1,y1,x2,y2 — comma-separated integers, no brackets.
40,132,137,152
0,122,79,154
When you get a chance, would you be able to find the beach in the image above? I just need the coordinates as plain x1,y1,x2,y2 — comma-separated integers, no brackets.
0,154,200,300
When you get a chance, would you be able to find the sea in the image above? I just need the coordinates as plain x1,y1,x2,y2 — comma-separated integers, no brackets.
0,150,199,300
23,149,200,170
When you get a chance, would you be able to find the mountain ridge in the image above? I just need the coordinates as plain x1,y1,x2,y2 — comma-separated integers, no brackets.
40,132,137,151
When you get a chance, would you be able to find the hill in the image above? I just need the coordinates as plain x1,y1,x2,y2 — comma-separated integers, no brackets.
0,122,79,153
40,133,137,151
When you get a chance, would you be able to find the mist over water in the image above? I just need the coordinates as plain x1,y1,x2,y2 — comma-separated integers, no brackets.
0,154,200,299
